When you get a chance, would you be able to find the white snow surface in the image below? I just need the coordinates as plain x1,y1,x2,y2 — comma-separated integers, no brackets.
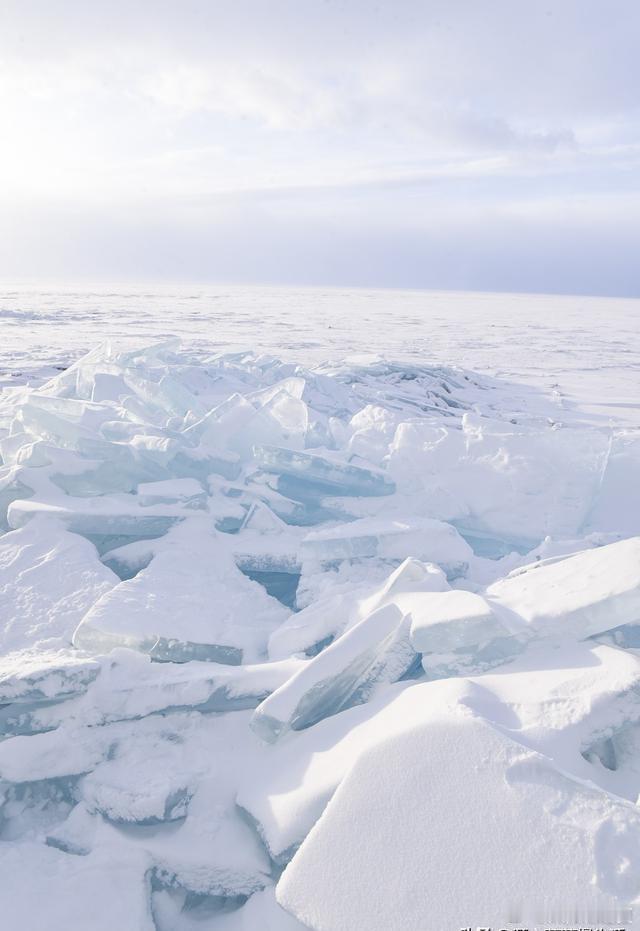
1,284,640,929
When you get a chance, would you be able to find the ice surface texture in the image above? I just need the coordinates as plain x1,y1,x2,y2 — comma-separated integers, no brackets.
1,339,640,929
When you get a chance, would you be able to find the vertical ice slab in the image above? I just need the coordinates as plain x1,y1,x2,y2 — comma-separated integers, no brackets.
251,602,417,741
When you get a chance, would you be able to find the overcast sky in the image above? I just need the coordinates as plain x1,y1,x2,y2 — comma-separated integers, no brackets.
1,0,639,295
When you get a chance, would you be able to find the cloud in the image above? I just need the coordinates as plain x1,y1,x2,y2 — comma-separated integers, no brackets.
0,0,638,294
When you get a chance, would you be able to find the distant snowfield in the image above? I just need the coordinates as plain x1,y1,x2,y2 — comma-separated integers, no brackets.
1,285,640,930
2,283,640,425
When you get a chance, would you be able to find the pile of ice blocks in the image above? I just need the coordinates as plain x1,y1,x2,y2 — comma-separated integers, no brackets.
1,341,640,929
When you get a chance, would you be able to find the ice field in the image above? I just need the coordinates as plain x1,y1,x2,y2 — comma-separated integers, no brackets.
1,284,640,929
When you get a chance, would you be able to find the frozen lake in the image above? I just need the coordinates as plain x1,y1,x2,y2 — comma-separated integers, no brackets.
2,283,639,426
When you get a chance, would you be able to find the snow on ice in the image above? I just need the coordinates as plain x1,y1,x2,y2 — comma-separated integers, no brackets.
1,303,640,929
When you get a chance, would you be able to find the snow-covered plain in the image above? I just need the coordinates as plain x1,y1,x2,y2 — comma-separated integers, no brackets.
1,283,640,929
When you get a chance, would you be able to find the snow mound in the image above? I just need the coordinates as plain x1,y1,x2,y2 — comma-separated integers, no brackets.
277,712,640,929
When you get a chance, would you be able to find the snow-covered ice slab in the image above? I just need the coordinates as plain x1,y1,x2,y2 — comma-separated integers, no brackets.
0,517,117,652
0,649,304,737
73,519,289,663
487,536,640,639
300,515,472,573
277,712,640,929
409,589,503,651
408,588,524,678
0,649,100,704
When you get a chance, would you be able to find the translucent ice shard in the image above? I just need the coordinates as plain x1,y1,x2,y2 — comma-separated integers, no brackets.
408,589,523,679
300,516,472,574
251,602,417,742
254,445,395,498
268,556,449,662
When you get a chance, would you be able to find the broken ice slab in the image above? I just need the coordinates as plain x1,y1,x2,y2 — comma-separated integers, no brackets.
238,679,454,866
251,602,418,742
45,801,97,855
183,385,308,460
136,477,207,509
240,651,640,869
80,739,195,825
0,649,304,737
7,496,183,549
0,724,110,784
74,627,244,667
451,521,536,559
47,749,273,905
243,475,346,527
181,394,255,454
101,652,305,719
98,509,299,582
169,447,242,482
406,589,525,680
100,538,158,580
253,445,395,498
143,780,271,903
0,431,35,467
487,535,640,641
387,414,611,544
300,516,472,574
73,519,290,664
268,557,449,662
16,394,118,446
0,650,100,705
409,590,511,653
89,371,130,404
0,468,35,530
51,458,142,498
411,538,640,678
232,524,303,609
0,517,118,654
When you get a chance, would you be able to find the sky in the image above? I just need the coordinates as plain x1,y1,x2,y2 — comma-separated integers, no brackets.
1,0,639,296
